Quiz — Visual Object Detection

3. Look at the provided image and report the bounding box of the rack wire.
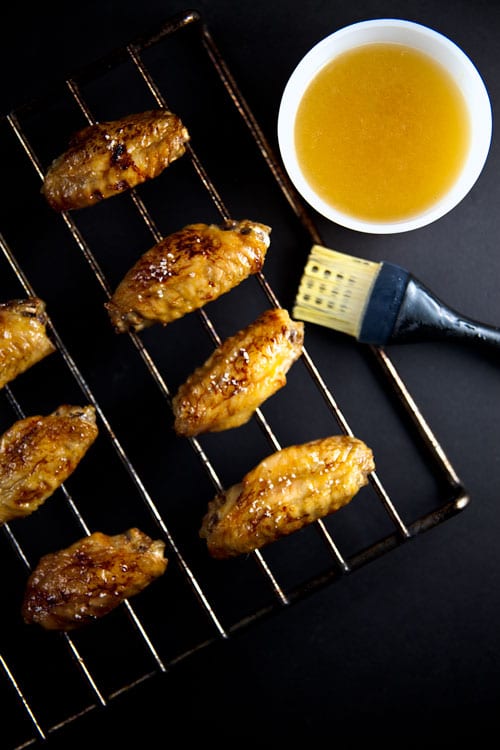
[1,9,469,748]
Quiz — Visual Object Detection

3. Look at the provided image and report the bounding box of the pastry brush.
[293,244,500,350]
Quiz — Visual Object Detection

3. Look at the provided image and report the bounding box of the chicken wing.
[200,435,375,558]
[0,297,55,390]
[41,109,190,211]
[22,528,168,630]
[0,405,98,525]
[105,219,271,333]
[172,308,304,436]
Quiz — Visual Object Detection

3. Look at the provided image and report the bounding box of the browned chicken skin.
[0,405,98,525]
[22,528,168,630]
[200,435,375,559]
[172,308,304,436]
[41,109,190,211]
[0,297,55,390]
[105,219,271,333]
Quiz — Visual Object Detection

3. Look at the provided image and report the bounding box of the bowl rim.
[277,18,493,234]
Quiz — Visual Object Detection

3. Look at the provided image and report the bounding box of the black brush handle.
[392,277,500,350]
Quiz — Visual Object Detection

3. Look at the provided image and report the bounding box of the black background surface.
[1,1,499,746]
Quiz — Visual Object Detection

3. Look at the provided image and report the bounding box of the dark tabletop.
[1,1,499,747]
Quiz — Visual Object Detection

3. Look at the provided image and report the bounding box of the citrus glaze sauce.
[294,43,471,222]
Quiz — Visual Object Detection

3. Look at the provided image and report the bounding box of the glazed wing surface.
[0,405,98,524]
[0,297,55,390]
[200,435,375,558]
[172,308,304,436]
[105,219,271,333]
[22,528,168,630]
[42,109,190,211]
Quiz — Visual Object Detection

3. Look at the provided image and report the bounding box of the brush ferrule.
[358,262,410,345]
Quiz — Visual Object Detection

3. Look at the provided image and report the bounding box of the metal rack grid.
[1,9,469,748]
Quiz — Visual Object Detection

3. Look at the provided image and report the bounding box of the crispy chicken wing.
[22,528,168,630]
[172,308,304,436]
[105,219,271,333]
[42,109,190,211]
[0,405,98,525]
[200,435,375,558]
[0,297,55,390]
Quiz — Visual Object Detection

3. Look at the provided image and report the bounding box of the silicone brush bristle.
[293,245,383,338]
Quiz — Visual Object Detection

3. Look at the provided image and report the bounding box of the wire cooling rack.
[0,9,468,748]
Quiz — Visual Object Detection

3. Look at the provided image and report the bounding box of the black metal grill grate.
[1,10,468,748]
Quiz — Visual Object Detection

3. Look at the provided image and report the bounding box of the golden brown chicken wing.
[200,435,375,558]
[22,528,168,630]
[0,405,98,525]
[0,297,55,390]
[105,219,271,333]
[41,109,190,211]
[172,308,304,436]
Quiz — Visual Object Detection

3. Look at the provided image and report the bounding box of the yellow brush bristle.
[293,245,382,338]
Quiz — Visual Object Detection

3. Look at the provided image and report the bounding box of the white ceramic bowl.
[277,19,492,234]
